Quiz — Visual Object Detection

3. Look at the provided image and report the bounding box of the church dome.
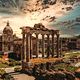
[3,21,13,34]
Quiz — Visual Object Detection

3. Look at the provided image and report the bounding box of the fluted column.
[36,34,39,58]
[26,33,30,62]
[56,34,59,58]
[42,34,45,58]
[52,32,55,57]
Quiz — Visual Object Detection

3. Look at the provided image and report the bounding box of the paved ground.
[4,67,14,73]
[1,67,35,80]
[12,73,35,80]
[1,66,21,73]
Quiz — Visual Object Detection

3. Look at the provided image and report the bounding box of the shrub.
[9,62,16,66]
[66,66,77,72]
[15,61,21,65]
[2,73,14,80]
[0,63,8,68]
[65,72,75,80]
[54,72,66,80]
[75,72,80,78]
[9,59,21,66]
[0,69,6,76]
[14,67,21,72]
[75,68,80,78]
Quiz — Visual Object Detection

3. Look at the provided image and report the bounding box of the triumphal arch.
[20,23,62,69]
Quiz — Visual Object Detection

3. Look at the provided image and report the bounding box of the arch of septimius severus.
[20,23,62,69]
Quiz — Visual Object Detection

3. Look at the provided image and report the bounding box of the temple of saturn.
[20,23,62,69]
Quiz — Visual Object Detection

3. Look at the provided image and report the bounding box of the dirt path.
[12,73,35,80]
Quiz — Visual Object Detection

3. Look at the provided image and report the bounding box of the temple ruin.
[20,23,62,69]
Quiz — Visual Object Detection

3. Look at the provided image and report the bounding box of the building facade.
[60,37,80,51]
[0,22,14,52]
[0,22,80,61]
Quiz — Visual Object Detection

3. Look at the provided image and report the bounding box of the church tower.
[2,21,13,52]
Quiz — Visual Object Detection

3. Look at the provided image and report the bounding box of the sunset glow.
[0,0,80,37]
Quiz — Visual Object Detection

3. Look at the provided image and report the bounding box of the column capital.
[56,33,59,37]
[41,33,45,35]
[35,33,39,35]
[46,34,50,37]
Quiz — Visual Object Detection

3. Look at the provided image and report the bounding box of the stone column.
[60,38,62,57]
[30,34,33,59]
[21,46,23,62]
[22,32,26,70]
[56,34,59,58]
[22,33,26,62]
[36,34,39,58]
[26,33,30,62]
[52,33,55,57]
[47,34,50,58]
[24,35,27,62]
[42,34,45,58]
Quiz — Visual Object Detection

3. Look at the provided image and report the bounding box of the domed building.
[0,22,23,60]
[2,21,14,52]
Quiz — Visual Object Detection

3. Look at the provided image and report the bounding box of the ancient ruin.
[20,23,62,69]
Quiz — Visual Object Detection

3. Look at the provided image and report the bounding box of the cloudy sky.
[0,0,80,37]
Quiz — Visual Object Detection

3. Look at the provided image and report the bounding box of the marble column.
[47,34,50,58]
[21,46,23,62]
[26,33,30,62]
[52,33,55,57]
[60,39,62,57]
[22,33,26,62]
[36,34,39,58]
[42,34,45,58]
[30,34,33,59]
[56,34,59,58]
[22,32,26,70]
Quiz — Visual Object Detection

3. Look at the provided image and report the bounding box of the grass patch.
[54,63,78,72]
[0,63,8,68]
[63,51,80,59]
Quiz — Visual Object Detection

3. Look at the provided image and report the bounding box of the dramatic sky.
[0,0,80,37]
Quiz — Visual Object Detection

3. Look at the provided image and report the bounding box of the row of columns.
[22,32,60,63]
